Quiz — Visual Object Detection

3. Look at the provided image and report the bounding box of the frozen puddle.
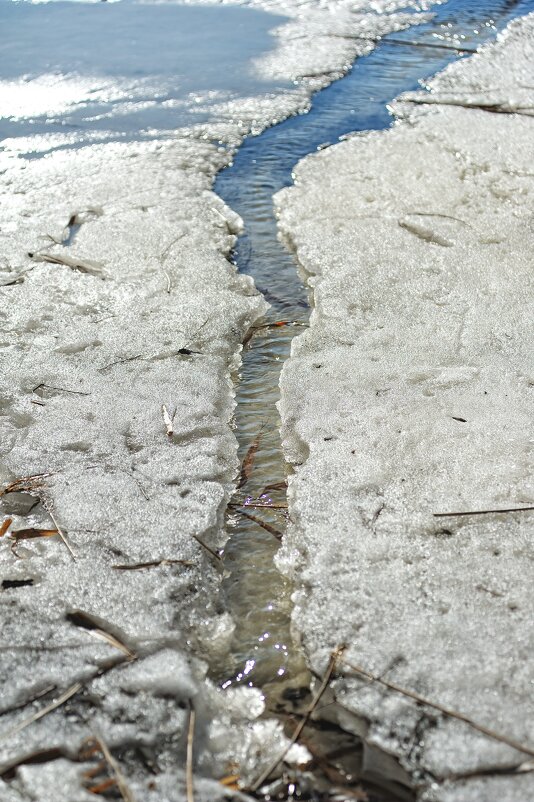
[0,0,532,799]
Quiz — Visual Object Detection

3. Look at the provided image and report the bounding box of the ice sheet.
[276,12,534,800]
[0,0,441,794]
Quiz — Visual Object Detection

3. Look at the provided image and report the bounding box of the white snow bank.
[276,13,534,801]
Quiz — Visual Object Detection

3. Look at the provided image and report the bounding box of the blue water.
[0,0,287,146]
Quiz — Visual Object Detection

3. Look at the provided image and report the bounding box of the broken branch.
[249,645,346,791]
[341,658,534,761]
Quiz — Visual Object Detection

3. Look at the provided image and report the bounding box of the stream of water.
[214,0,534,741]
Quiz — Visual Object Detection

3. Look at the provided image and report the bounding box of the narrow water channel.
[213,0,534,788]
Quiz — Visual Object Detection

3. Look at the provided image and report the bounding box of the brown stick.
[241,502,288,510]
[192,534,222,562]
[434,506,534,518]
[186,703,196,802]
[342,658,534,760]
[236,509,283,540]
[249,645,345,791]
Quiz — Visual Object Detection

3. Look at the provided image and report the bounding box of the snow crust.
[0,0,439,795]
[276,13,534,800]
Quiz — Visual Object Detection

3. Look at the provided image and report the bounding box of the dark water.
[215,0,534,696]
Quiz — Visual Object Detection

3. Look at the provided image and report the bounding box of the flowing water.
[214,0,534,721]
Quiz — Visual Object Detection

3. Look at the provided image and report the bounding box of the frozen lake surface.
[0,0,288,154]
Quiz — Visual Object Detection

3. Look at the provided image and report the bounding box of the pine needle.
[237,509,283,540]
[434,506,534,518]
[41,499,76,561]
[186,703,196,802]
[95,736,137,802]
[0,682,83,744]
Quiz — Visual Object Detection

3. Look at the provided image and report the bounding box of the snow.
[0,0,473,795]
[275,12,534,800]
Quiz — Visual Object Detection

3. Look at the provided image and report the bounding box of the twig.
[186,702,196,802]
[241,502,288,510]
[99,354,143,371]
[236,509,283,541]
[249,645,346,791]
[0,682,83,744]
[113,558,194,571]
[41,499,76,561]
[341,658,534,760]
[401,96,534,116]
[434,506,534,518]
[32,383,90,396]
[1,472,53,496]
[95,735,137,802]
[66,610,135,660]
[192,534,222,562]
[362,35,477,53]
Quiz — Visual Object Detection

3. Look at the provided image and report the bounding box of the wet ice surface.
[0,1,290,151]
[276,11,534,801]
[0,0,436,796]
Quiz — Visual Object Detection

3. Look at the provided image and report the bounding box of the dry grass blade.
[249,645,346,791]
[112,558,194,571]
[66,610,136,660]
[33,382,90,396]
[1,472,52,496]
[237,424,264,489]
[87,777,117,794]
[434,506,534,518]
[0,682,83,744]
[0,685,56,718]
[241,502,288,510]
[237,509,283,540]
[95,735,137,802]
[342,658,534,760]
[192,534,222,562]
[0,518,13,537]
[29,251,104,277]
[41,499,76,561]
[10,527,58,541]
[186,702,196,802]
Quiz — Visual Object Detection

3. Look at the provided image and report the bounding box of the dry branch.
[341,658,534,760]
[236,509,283,540]
[113,558,194,571]
[249,645,345,791]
